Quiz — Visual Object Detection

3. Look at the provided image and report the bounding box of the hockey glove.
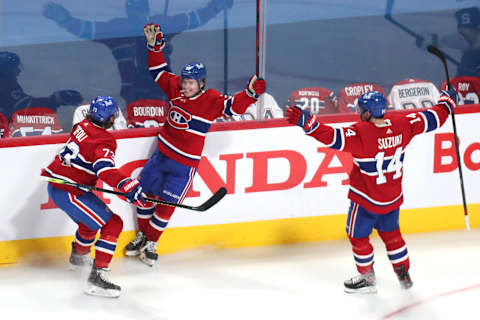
[438,87,458,114]
[286,106,319,134]
[245,75,266,99]
[143,23,165,52]
[118,178,147,208]
[43,3,72,27]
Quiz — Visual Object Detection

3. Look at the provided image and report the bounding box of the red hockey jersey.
[125,99,168,128]
[337,83,386,113]
[148,50,257,167]
[42,119,129,195]
[10,107,63,137]
[441,76,480,105]
[306,101,451,213]
[289,87,338,115]
[0,112,9,138]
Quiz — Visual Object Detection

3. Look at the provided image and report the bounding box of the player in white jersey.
[388,78,440,110]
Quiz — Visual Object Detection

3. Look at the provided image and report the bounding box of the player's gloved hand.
[439,86,458,113]
[143,23,165,52]
[207,0,234,13]
[118,178,147,207]
[286,105,319,133]
[43,3,72,27]
[50,90,83,107]
[245,75,266,99]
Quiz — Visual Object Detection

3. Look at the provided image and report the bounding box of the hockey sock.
[378,228,410,272]
[94,214,123,269]
[145,205,175,242]
[75,223,97,255]
[349,237,374,274]
[137,204,155,233]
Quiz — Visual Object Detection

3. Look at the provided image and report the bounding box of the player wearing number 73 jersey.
[41,96,148,298]
[286,89,457,294]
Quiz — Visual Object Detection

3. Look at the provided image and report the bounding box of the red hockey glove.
[144,23,165,52]
[245,75,266,99]
[118,178,147,208]
[286,106,319,134]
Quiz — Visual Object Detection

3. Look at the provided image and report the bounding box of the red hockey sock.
[75,223,97,255]
[145,205,175,242]
[94,214,123,269]
[137,205,155,233]
[378,228,410,272]
[349,237,374,274]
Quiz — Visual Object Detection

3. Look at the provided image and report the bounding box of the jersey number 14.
[374,147,403,184]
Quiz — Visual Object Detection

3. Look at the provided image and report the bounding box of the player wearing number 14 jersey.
[287,89,457,293]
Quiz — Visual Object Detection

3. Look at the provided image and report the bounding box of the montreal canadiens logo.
[168,106,192,129]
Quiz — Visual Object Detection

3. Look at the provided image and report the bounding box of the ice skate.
[85,264,121,298]
[139,240,158,267]
[69,242,93,270]
[395,265,413,290]
[125,231,146,256]
[344,270,377,294]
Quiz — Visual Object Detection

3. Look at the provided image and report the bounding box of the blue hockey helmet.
[357,91,387,118]
[89,96,119,123]
[0,51,22,77]
[181,61,207,81]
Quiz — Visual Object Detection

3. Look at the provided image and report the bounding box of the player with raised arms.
[42,96,148,298]
[124,23,266,266]
[286,89,457,293]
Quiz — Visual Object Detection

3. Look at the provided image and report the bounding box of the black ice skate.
[344,270,377,294]
[69,242,93,270]
[125,231,146,256]
[139,240,158,267]
[85,264,121,298]
[395,265,413,290]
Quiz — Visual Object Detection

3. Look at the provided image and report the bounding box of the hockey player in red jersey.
[124,23,265,266]
[286,89,457,293]
[42,96,147,298]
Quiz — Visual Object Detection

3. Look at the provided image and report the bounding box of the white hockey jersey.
[72,104,127,130]
[388,78,440,110]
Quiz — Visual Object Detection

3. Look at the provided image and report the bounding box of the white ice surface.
[1,230,479,320]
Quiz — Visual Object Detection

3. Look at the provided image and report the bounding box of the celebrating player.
[286,89,457,293]
[124,23,265,266]
[42,96,147,298]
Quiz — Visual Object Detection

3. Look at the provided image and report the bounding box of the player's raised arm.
[144,23,178,98]
[406,89,457,137]
[220,75,266,118]
[286,105,359,152]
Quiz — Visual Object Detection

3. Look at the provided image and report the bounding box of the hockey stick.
[223,6,229,94]
[385,0,459,67]
[256,0,260,76]
[42,176,227,212]
[427,45,470,231]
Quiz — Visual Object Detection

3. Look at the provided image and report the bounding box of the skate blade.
[139,253,156,267]
[344,286,378,294]
[85,285,120,298]
[125,249,140,257]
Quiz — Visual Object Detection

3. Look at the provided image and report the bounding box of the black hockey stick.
[427,45,470,231]
[385,0,459,67]
[42,176,227,212]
